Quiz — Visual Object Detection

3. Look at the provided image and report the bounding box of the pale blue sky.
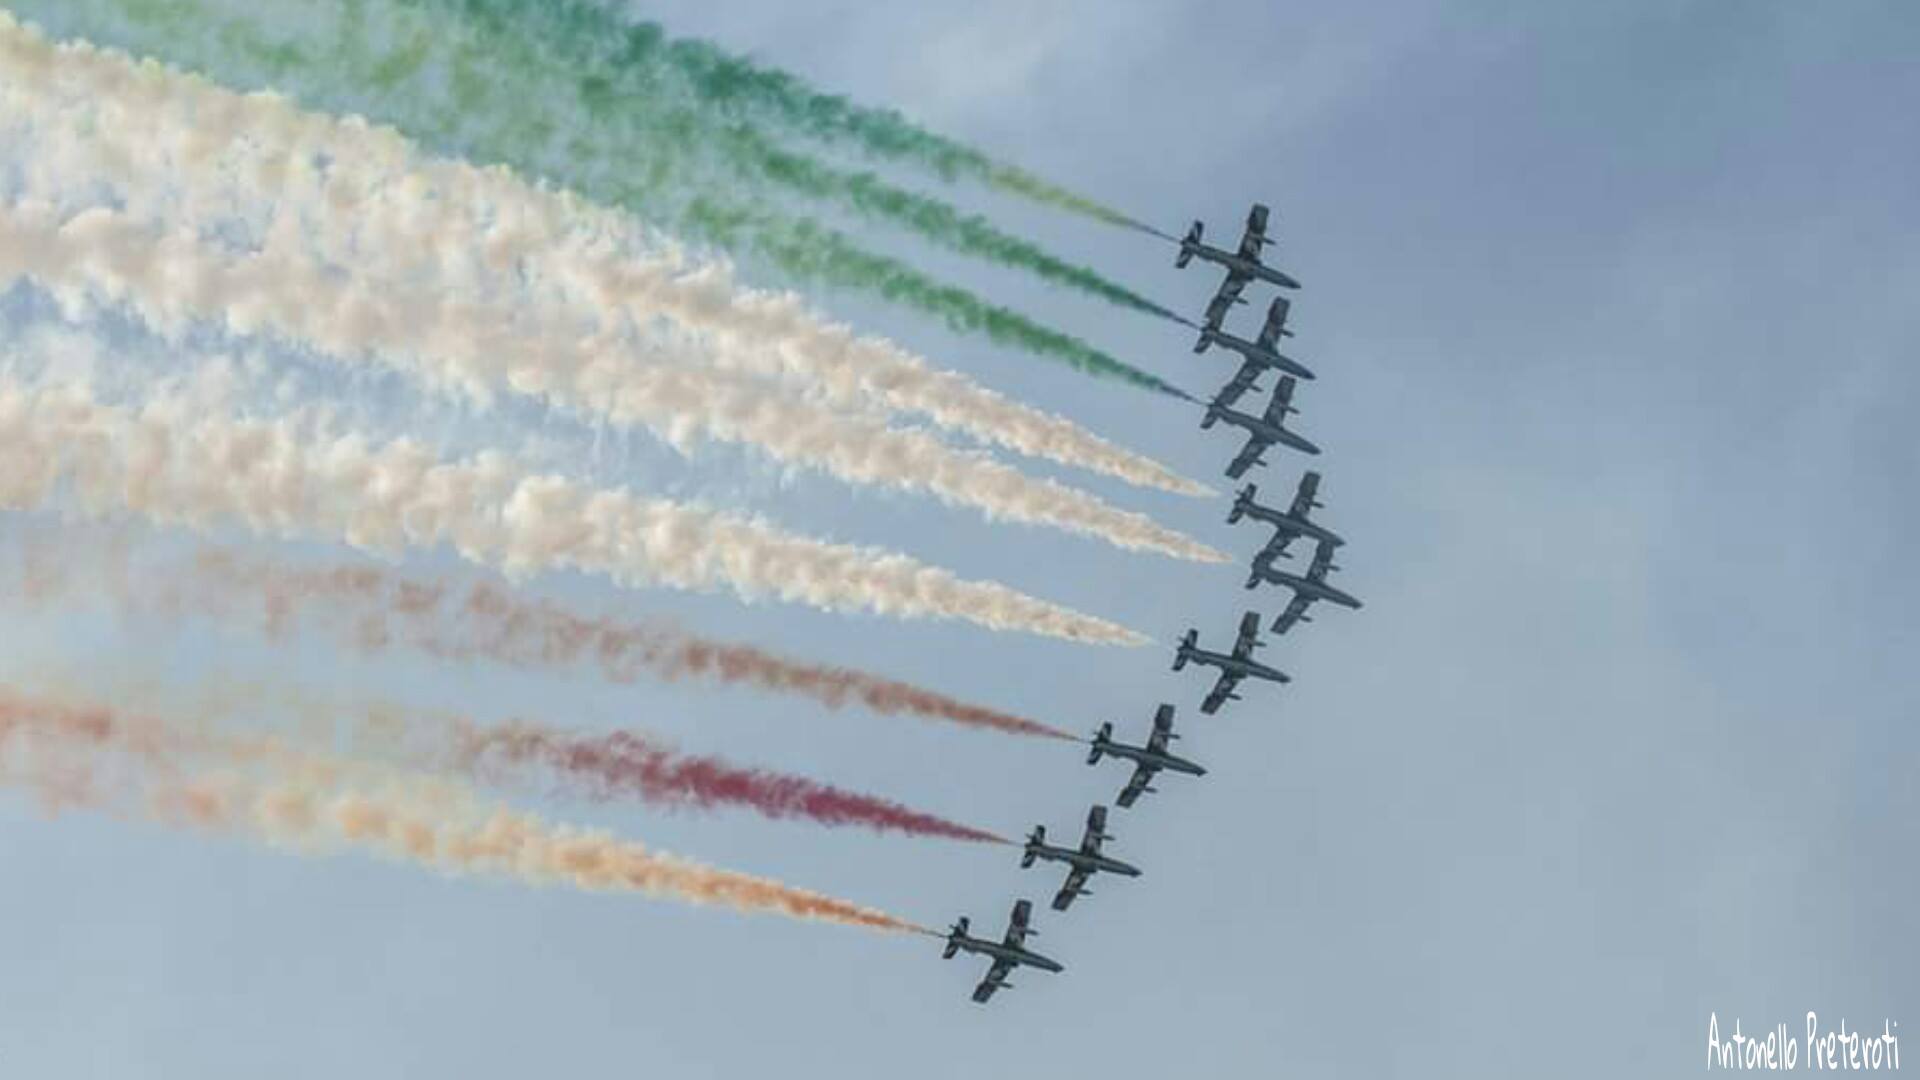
[0,3,1914,1077]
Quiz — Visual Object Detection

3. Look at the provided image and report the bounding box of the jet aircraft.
[1178,202,1303,309]
[1173,611,1290,714]
[1250,537,1364,633]
[943,899,1064,1004]
[1228,470,1346,564]
[1196,296,1314,406]
[1022,805,1141,911]
[1087,704,1207,808]
[1202,375,1321,479]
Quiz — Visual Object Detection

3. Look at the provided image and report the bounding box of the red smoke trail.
[0,686,928,933]
[458,721,1009,845]
[12,536,1069,740]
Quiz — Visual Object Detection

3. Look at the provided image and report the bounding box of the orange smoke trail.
[0,687,927,934]
[9,535,1070,741]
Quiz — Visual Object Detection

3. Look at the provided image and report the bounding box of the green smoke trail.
[702,124,1191,326]
[635,14,1155,232]
[14,0,1186,395]
[423,0,1185,324]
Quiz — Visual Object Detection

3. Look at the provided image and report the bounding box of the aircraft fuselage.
[1208,407,1322,456]
[1200,327,1315,381]
[1178,644,1289,685]
[1027,843,1142,879]
[1247,513,1346,550]
[1251,565,1363,609]
[1183,243,1303,290]
[950,935,1064,974]
[1093,739,1207,778]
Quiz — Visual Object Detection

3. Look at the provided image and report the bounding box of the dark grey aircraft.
[1250,537,1364,633]
[1229,470,1346,564]
[943,899,1064,1004]
[1022,805,1141,911]
[1178,204,1304,325]
[1202,375,1321,479]
[1197,297,1314,405]
[1174,611,1290,714]
[1087,704,1207,808]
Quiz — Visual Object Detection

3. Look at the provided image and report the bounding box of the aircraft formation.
[945,203,1365,1003]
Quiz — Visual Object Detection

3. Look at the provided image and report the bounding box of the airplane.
[1201,375,1321,479]
[1250,537,1364,634]
[1195,296,1315,403]
[1178,203,1302,321]
[1228,470,1346,564]
[1087,704,1207,808]
[1173,611,1290,714]
[1022,804,1141,911]
[942,899,1064,1004]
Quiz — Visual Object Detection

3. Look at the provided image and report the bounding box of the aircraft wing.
[1115,761,1158,808]
[1288,470,1322,519]
[1231,611,1263,657]
[1214,358,1263,408]
[1237,203,1271,260]
[1001,899,1033,948]
[1257,529,1300,567]
[1199,669,1243,715]
[971,958,1015,1003]
[1203,270,1250,328]
[1262,376,1299,427]
[1271,592,1315,636]
[1306,538,1338,582]
[1079,805,1109,855]
[1224,432,1272,480]
[1051,866,1092,912]
[1146,704,1176,752]
[1256,295,1293,347]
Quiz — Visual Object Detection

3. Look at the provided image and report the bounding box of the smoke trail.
[7,1,1183,395]
[0,15,1209,496]
[5,530,1073,740]
[453,721,1007,845]
[0,199,1219,562]
[0,673,1007,844]
[0,687,926,932]
[423,0,1181,321]
[430,0,1152,232]
[680,198,1192,393]
[710,126,1190,324]
[0,371,1148,645]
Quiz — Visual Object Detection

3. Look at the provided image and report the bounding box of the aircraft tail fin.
[1172,631,1197,670]
[1174,222,1201,268]
[943,916,969,958]
[1227,484,1256,524]
[1199,405,1221,431]
[1263,379,1299,426]
[1021,828,1043,868]
[1086,723,1111,765]
[1192,331,1212,355]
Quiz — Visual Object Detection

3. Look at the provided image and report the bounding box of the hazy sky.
[0,3,1914,1077]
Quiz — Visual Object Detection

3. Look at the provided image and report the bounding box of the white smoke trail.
[0,13,1209,499]
[0,365,1148,645]
[0,196,1220,563]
